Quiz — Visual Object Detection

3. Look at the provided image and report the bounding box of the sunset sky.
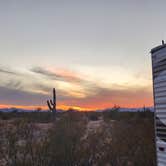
[0,0,166,110]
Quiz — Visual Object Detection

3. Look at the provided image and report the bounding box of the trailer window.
[159,147,165,152]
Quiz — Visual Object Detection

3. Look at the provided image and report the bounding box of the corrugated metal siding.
[152,45,166,166]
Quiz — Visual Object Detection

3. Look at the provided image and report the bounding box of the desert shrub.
[99,119,156,166]
[0,112,53,123]
[103,106,120,121]
[124,119,155,165]
[88,112,100,121]
[1,113,9,120]
[0,112,88,166]
[42,112,87,166]
[103,109,154,122]
[11,108,18,113]
[0,112,14,120]
[79,114,155,166]
[29,112,53,123]
[63,110,86,122]
[1,114,54,165]
[0,110,155,166]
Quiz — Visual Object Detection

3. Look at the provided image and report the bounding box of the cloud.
[29,66,153,109]
[0,84,74,106]
[5,80,22,90]
[57,85,153,109]
[0,68,18,75]
[32,83,52,93]
[0,82,153,110]
[31,67,60,79]
[30,67,83,83]
[0,86,49,105]
[30,66,103,98]
[0,66,153,110]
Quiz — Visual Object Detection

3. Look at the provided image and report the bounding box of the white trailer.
[151,41,166,166]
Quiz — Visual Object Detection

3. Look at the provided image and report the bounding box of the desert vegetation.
[0,108,156,166]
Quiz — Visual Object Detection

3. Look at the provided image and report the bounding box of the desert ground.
[0,109,156,166]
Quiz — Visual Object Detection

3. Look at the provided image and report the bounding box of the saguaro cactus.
[47,88,56,117]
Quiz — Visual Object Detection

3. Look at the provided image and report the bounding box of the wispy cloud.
[5,80,22,90]
[0,68,19,75]
[30,66,101,98]
[29,66,154,108]
[0,85,49,106]
[30,67,82,83]
[0,65,153,110]
[0,82,153,110]
[59,85,153,109]
[32,84,51,93]
[0,84,73,106]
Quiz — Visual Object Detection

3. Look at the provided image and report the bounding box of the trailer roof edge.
[151,44,166,54]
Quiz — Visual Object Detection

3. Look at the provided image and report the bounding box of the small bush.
[88,112,100,121]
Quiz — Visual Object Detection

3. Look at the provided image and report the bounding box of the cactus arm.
[50,100,54,106]
[47,100,53,111]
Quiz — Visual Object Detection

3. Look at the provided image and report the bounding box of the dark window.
[159,147,165,152]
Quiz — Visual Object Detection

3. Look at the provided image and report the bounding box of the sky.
[0,0,166,110]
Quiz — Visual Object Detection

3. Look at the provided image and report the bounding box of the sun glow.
[0,104,94,111]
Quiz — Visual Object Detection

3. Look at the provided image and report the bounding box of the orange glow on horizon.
[0,104,95,111]
[0,100,153,112]
[0,104,47,110]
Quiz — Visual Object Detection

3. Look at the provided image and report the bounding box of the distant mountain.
[119,107,154,112]
[96,107,154,112]
[0,107,154,113]
[0,108,63,113]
